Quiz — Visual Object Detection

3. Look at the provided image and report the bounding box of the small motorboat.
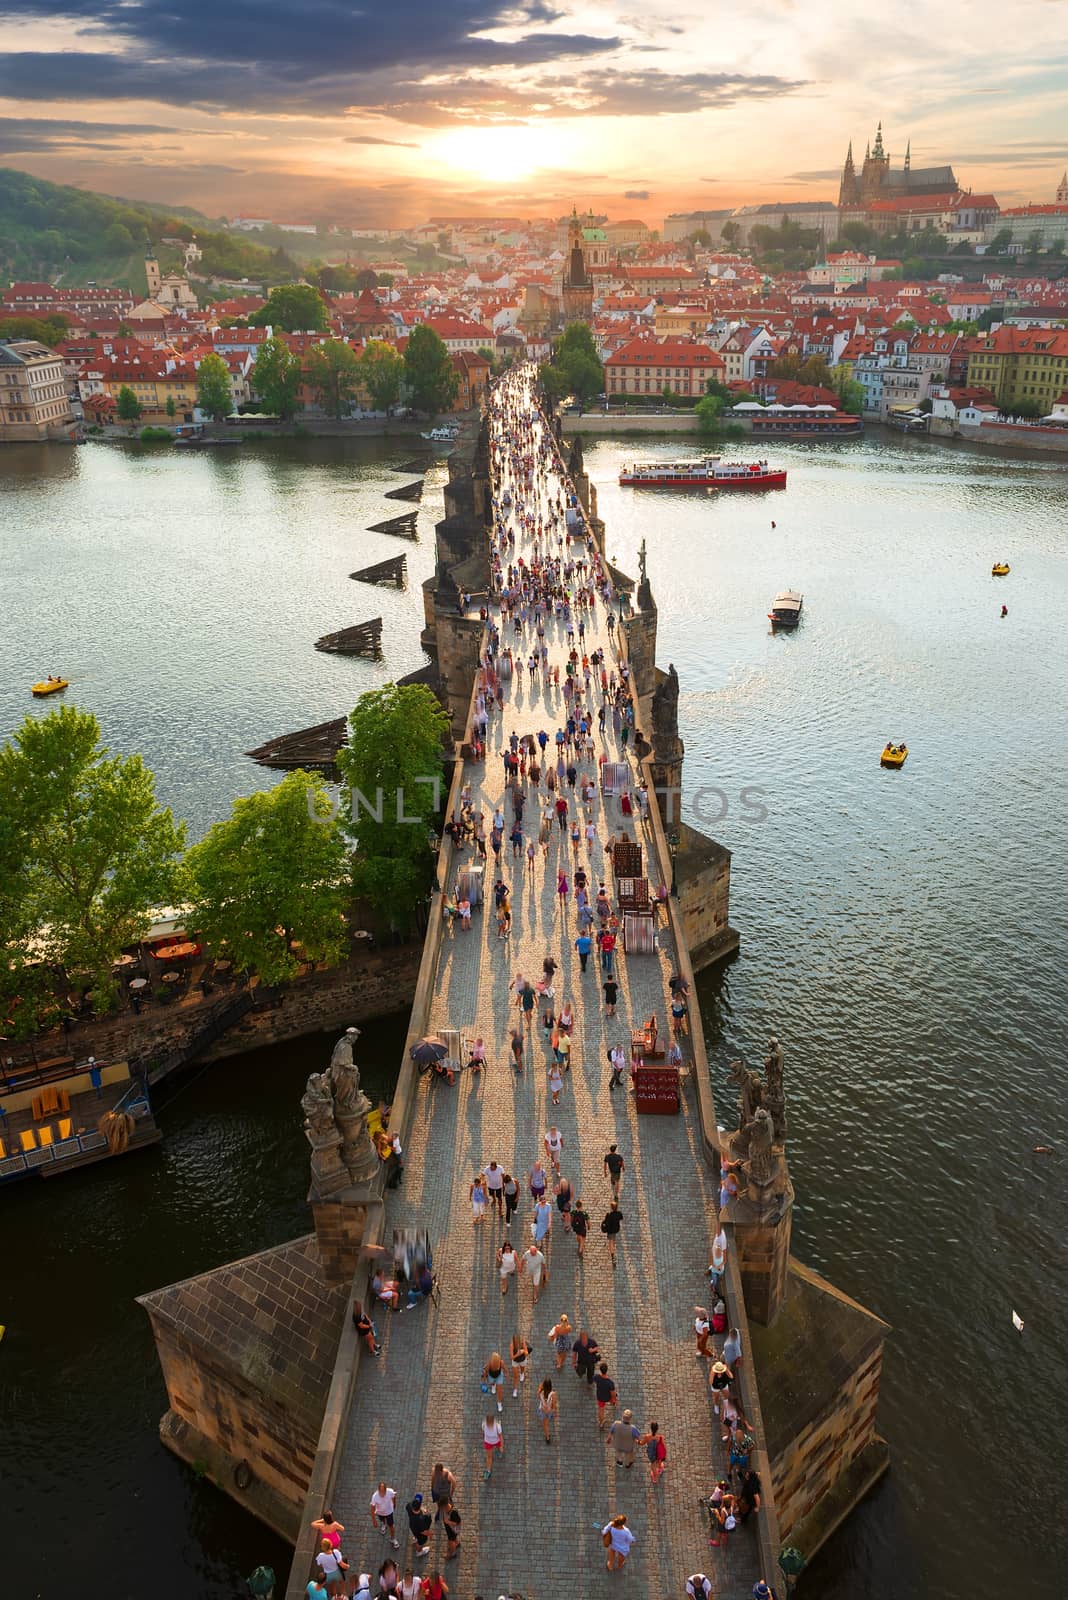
[881,742,908,768]
[991,562,1010,577]
[31,677,69,696]
[769,590,803,629]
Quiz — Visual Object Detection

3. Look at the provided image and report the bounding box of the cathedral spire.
[904,139,911,172]
[872,121,885,159]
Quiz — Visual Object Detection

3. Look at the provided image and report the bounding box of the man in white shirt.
[483,1160,505,1214]
[686,1577,712,1600]
[369,1483,400,1548]
[521,1243,547,1304]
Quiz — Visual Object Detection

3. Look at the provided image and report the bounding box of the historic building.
[838,124,957,209]
[560,209,595,324]
[142,246,198,312]
[0,339,75,441]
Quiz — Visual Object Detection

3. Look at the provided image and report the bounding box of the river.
[1,431,1066,1598]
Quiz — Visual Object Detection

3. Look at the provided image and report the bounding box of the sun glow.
[430,123,563,183]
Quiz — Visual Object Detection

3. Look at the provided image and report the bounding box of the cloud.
[786,168,841,181]
[0,114,174,154]
[345,135,418,147]
[624,189,650,199]
[943,147,1068,165]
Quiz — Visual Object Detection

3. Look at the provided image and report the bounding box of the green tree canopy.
[249,283,329,332]
[0,313,69,346]
[336,683,449,929]
[541,321,604,404]
[0,706,185,980]
[404,323,459,415]
[195,351,233,420]
[252,334,302,419]
[355,268,379,290]
[116,385,142,426]
[357,338,404,412]
[306,338,359,418]
[184,771,350,986]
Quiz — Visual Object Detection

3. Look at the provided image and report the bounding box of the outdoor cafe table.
[160,971,182,984]
[129,978,149,992]
[153,941,200,962]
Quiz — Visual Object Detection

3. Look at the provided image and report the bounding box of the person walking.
[603,1144,625,1200]
[469,1173,487,1225]
[537,1376,559,1444]
[404,1495,432,1558]
[533,1194,552,1249]
[441,1501,462,1561]
[685,1576,713,1600]
[429,1464,455,1523]
[694,1306,711,1358]
[423,1574,448,1600]
[570,1197,589,1258]
[603,978,619,1019]
[600,1200,623,1267]
[640,1421,668,1483]
[548,1060,564,1105]
[547,1312,573,1370]
[544,1125,564,1172]
[497,1238,518,1296]
[574,929,592,972]
[607,1043,625,1088]
[502,1171,519,1226]
[509,1332,530,1397]
[723,1325,743,1374]
[483,1160,505,1215]
[480,1412,503,1479]
[593,1362,618,1428]
[482,1350,506,1412]
[370,1484,400,1549]
[530,1158,548,1201]
[521,1241,548,1304]
[709,1222,728,1293]
[315,1539,347,1595]
[510,1028,524,1073]
[377,1557,399,1596]
[608,1408,639,1469]
[602,1514,636,1572]
[554,1173,573,1231]
[709,1360,733,1419]
[572,1327,600,1384]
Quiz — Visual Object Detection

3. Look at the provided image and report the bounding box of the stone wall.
[677,821,740,970]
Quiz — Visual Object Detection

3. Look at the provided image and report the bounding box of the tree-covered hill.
[0,167,295,289]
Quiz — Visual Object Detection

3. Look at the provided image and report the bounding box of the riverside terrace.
[286,373,782,1599]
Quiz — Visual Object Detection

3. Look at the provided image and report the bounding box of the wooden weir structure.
[314,618,383,657]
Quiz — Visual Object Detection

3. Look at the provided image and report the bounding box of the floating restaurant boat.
[619,456,787,489]
[31,677,68,696]
[769,590,803,630]
[881,743,908,768]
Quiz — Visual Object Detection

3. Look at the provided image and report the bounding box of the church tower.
[144,244,161,299]
[560,207,594,325]
[861,122,890,199]
[1058,171,1068,204]
[838,141,859,208]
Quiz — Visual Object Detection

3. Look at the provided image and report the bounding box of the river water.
[2,432,1066,1598]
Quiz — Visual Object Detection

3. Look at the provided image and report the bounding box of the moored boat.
[769,591,803,629]
[619,456,786,489]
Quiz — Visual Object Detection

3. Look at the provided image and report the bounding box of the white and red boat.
[618,456,787,490]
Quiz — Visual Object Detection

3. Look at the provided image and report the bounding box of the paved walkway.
[334,383,757,1597]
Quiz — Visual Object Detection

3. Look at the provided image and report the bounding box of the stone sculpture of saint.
[301,1072,337,1142]
[763,1036,787,1143]
[328,1026,363,1116]
[743,1107,775,1184]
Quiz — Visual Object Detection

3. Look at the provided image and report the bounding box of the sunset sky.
[0,0,1065,225]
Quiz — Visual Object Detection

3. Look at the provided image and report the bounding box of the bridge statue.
[328,1026,363,1114]
[301,1072,337,1143]
[729,1039,787,1148]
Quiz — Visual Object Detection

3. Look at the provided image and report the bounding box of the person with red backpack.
[640,1421,668,1482]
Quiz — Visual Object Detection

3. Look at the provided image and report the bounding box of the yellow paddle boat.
[991,562,1010,577]
[31,676,69,697]
[881,742,908,768]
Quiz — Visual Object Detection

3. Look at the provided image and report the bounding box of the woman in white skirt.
[497,1239,517,1297]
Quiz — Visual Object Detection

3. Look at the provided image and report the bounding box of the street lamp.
[669,829,679,898]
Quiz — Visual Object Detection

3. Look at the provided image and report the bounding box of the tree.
[355,268,379,290]
[185,771,350,986]
[0,706,185,980]
[248,283,329,332]
[798,354,832,387]
[196,352,233,421]
[989,228,1013,255]
[252,335,302,419]
[404,323,459,415]
[336,683,449,929]
[705,376,732,401]
[542,321,604,405]
[165,396,177,418]
[305,338,360,419]
[831,375,865,414]
[357,339,404,412]
[768,355,802,379]
[695,393,724,434]
[116,385,142,427]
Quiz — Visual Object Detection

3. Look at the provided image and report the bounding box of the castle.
[838,123,957,209]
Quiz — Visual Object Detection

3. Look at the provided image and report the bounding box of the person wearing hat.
[752,1582,777,1599]
[709,1359,733,1419]
[404,1493,432,1557]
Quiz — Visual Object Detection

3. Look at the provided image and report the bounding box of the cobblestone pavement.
[334,387,757,1598]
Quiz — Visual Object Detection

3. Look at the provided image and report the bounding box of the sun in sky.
[430,123,564,184]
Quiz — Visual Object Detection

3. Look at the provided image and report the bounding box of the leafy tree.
[720,220,741,247]
[185,771,349,985]
[830,374,865,414]
[248,283,329,332]
[116,385,142,427]
[355,268,379,290]
[688,228,712,248]
[357,338,404,412]
[542,321,604,404]
[695,393,724,434]
[989,228,1013,255]
[768,354,801,379]
[404,323,459,415]
[196,351,233,420]
[0,313,69,345]
[336,683,449,929]
[252,335,302,419]
[306,338,360,418]
[705,376,732,401]
[0,707,185,980]
[798,354,832,387]
[165,396,177,418]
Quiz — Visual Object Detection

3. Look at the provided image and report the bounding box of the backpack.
[655,1436,667,1461]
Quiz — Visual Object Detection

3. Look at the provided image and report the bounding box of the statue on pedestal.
[329,1026,363,1115]
[763,1036,787,1144]
[728,1058,764,1127]
[302,1073,337,1142]
[741,1106,775,1185]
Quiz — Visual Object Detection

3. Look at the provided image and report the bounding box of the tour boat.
[881,743,908,768]
[991,562,1010,577]
[618,457,786,489]
[422,426,459,442]
[768,591,803,630]
[31,677,69,696]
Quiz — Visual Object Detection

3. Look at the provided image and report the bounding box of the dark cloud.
[345,135,418,147]
[624,189,650,199]
[0,114,174,155]
[786,168,841,181]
